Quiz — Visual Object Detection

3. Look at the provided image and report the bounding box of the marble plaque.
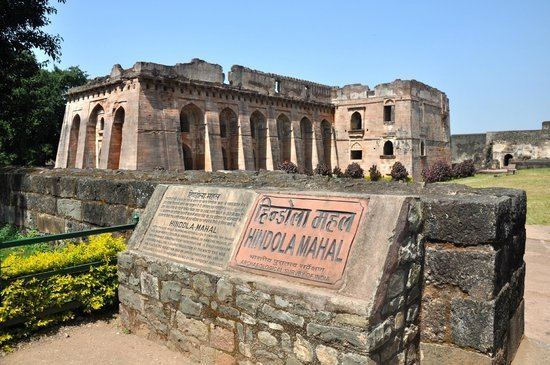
[230,193,368,288]
[136,186,256,269]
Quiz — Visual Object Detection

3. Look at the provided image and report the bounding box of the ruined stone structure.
[0,168,527,364]
[54,59,451,180]
[451,121,550,168]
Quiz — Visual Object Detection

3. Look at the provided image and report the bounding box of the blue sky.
[39,0,550,134]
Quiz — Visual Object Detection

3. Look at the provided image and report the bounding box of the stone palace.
[54,58,451,180]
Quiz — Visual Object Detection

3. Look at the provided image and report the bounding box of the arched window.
[67,114,80,168]
[350,143,363,160]
[108,107,125,169]
[383,141,394,156]
[350,112,362,130]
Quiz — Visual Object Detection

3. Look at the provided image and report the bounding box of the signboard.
[136,186,255,269]
[230,193,367,288]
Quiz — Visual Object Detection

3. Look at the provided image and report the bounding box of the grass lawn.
[449,168,550,225]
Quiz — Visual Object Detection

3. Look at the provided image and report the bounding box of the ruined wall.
[487,125,550,166]
[451,122,550,168]
[228,65,333,103]
[450,133,487,165]
[0,168,526,363]
[332,80,450,181]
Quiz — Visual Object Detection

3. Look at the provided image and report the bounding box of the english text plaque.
[230,193,367,288]
[136,186,256,270]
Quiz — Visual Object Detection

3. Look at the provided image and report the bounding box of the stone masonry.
[0,168,526,364]
[54,58,451,181]
[451,121,550,168]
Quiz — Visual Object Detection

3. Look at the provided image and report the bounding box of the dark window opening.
[220,121,227,138]
[350,112,362,130]
[350,150,363,160]
[384,105,394,122]
[420,141,426,156]
[383,141,394,156]
[180,114,190,133]
[275,80,281,93]
[504,154,514,166]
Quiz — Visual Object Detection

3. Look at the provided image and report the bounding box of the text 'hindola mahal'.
[232,194,367,287]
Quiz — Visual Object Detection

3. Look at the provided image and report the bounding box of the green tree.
[0,0,88,166]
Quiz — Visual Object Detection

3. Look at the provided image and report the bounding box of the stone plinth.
[118,185,424,364]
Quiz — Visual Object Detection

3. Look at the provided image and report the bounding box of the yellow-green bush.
[0,234,126,346]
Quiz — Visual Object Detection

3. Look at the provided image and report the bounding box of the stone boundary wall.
[0,168,526,364]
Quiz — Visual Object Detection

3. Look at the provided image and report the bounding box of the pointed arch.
[84,104,105,168]
[250,110,267,170]
[219,107,239,170]
[383,140,394,156]
[108,107,125,169]
[276,113,292,164]
[67,114,80,168]
[180,103,205,170]
[321,119,332,169]
[350,112,362,130]
[300,117,313,172]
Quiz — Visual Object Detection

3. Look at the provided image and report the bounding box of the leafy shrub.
[368,165,382,181]
[452,159,476,178]
[0,234,126,346]
[332,166,344,178]
[0,225,43,260]
[278,160,298,174]
[345,163,364,179]
[390,162,409,181]
[422,160,453,183]
[314,163,332,176]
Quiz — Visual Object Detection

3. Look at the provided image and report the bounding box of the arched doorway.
[250,111,267,170]
[108,107,125,169]
[277,114,291,165]
[219,108,238,170]
[504,154,514,167]
[182,143,193,170]
[84,104,104,168]
[67,114,80,168]
[321,120,332,169]
[300,117,313,172]
[180,104,205,170]
[383,140,394,156]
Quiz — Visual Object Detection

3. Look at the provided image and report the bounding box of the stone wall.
[450,133,487,165]
[451,122,550,168]
[0,168,526,364]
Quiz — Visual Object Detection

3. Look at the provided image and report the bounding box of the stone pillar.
[237,107,254,170]
[311,122,320,169]
[98,114,113,170]
[54,104,71,168]
[265,115,277,170]
[75,111,90,169]
[420,192,527,364]
[204,105,224,172]
[290,118,301,169]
